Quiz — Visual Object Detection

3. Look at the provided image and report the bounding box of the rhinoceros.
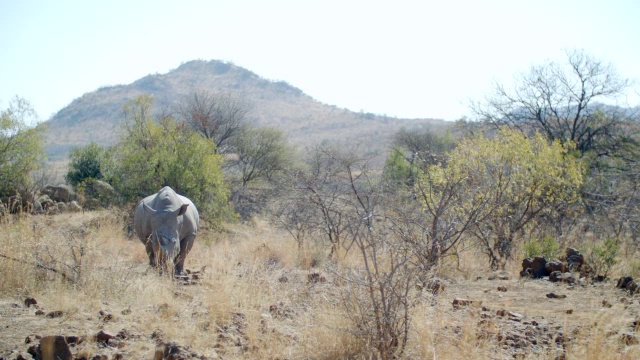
[134,186,199,274]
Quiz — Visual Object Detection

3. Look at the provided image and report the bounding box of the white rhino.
[134,186,199,274]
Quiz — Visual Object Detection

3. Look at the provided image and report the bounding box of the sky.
[1,0,640,122]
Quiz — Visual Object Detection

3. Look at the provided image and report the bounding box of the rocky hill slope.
[44,60,448,160]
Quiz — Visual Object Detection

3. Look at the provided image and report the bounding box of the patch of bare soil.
[427,275,640,359]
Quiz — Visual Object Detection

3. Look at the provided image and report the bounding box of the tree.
[108,95,232,220]
[455,129,584,269]
[65,142,106,186]
[0,97,45,198]
[383,128,455,187]
[473,49,636,156]
[175,90,252,154]
[230,127,292,187]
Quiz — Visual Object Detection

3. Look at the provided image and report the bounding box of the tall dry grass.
[1,210,640,359]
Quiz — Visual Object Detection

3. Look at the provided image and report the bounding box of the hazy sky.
[2,0,639,121]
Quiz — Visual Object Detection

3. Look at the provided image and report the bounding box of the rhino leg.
[174,234,196,275]
[143,237,156,267]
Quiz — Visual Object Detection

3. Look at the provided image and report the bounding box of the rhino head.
[143,203,189,271]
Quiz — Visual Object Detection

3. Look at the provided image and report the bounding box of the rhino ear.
[143,203,157,214]
[176,204,189,216]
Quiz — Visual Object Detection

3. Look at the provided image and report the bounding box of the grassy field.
[1,210,639,359]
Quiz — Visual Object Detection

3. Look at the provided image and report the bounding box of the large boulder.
[44,185,73,203]
[68,201,82,212]
[520,257,549,279]
[565,248,585,271]
[545,260,566,274]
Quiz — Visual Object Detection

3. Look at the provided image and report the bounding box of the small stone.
[452,298,482,309]
[546,293,567,299]
[277,275,289,283]
[497,286,507,292]
[566,309,573,314]
[95,330,115,344]
[307,273,326,283]
[46,310,64,318]
[24,297,38,307]
[602,300,613,308]
[99,309,113,322]
[35,310,45,316]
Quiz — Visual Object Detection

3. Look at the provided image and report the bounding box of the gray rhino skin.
[134,186,199,274]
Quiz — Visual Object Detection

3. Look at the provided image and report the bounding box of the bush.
[65,142,106,186]
[523,235,560,260]
[589,238,619,278]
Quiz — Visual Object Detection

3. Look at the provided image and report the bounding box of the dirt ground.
[1,275,639,359]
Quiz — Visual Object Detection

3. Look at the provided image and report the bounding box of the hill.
[44,60,449,160]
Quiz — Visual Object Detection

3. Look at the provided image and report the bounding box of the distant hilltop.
[44,60,447,160]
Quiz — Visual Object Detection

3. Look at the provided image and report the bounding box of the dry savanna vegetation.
[1,210,640,360]
[2,50,640,359]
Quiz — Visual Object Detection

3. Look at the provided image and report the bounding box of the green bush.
[589,238,619,278]
[523,235,560,259]
[106,95,233,222]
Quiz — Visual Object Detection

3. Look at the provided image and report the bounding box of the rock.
[68,201,82,212]
[44,185,73,203]
[154,342,197,360]
[546,260,566,273]
[508,312,523,322]
[46,310,64,318]
[566,309,574,314]
[453,298,482,309]
[35,310,45,316]
[24,297,37,307]
[617,276,634,289]
[64,336,83,345]
[496,309,507,317]
[98,309,113,322]
[56,202,68,212]
[121,308,132,315]
[546,293,567,299]
[95,330,115,344]
[549,271,576,284]
[37,195,55,211]
[488,270,511,280]
[497,286,507,292]
[565,248,585,271]
[520,257,548,278]
[38,335,73,360]
[307,273,326,283]
[602,300,613,308]
[277,275,289,283]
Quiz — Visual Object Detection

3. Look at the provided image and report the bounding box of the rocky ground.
[1,271,639,359]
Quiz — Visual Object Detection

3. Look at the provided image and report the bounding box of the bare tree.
[175,90,252,154]
[473,49,636,155]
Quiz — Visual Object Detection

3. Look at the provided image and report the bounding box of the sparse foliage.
[230,127,292,187]
[0,97,45,198]
[473,49,636,156]
[175,90,252,154]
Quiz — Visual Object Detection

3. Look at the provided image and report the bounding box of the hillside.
[44,60,448,160]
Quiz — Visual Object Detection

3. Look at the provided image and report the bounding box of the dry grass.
[1,210,640,359]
